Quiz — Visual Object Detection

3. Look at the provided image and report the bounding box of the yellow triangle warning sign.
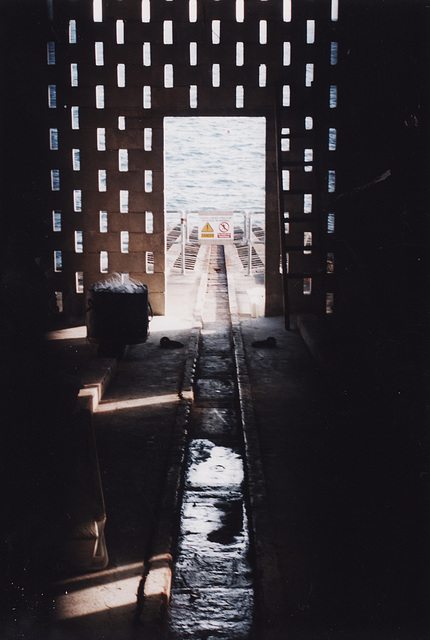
[201,222,214,233]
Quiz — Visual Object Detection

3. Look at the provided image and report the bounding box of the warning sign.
[218,221,231,238]
[201,222,214,238]
[198,213,234,243]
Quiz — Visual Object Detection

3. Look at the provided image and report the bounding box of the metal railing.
[166,210,265,275]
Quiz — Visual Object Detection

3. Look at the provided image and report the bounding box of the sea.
[163,116,266,227]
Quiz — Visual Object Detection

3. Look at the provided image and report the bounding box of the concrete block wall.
[46,0,339,318]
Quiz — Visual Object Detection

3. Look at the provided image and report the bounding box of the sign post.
[181,214,186,274]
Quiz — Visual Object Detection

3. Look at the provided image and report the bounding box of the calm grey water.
[164,117,266,213]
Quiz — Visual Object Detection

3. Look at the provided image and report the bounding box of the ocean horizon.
[164,116,266,217]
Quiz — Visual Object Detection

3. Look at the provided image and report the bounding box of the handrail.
[274,87,291,331]
[167,209,266,277]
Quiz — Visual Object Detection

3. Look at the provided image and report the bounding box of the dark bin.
[86,286,150,346]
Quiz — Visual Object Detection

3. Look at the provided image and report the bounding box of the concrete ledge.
[45,325,118,413]
[61,406,109,572]
[77,357,118,413]
[44,331,116,573]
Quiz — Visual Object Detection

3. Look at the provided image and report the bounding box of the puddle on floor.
[168,439,254,639]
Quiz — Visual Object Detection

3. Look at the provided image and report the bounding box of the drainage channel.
[167,244,255,640]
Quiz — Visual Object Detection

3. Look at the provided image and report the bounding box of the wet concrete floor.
[6,242,429,640]
[168,245,254,639]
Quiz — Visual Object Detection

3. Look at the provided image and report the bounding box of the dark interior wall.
[0,0,68,629]
[335,0,429,336]
[325,1,430,631]
[1,0,53,341]
[333,0,429,410]
[331,0,429,426]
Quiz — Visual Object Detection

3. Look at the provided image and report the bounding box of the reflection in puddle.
[207,499,243,545]
[187,440,244,489]
[168,440,254,639]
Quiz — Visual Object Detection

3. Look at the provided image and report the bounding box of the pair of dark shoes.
[160,336,184,349]
[251,336,277,348]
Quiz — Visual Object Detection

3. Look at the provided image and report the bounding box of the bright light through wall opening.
[163,117,266,213]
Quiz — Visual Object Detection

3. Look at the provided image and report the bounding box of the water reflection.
[187,440,244,489]
[168,440,254,639]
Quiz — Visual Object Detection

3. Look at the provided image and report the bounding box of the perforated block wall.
[46,0,339,317]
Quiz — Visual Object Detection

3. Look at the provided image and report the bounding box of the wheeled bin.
[86,276,151,355]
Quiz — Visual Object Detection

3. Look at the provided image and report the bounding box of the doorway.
[163,116,266,316]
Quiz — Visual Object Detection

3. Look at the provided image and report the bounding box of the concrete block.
[60,408,109,571]
[107,251,143,272]
[77,357,117,413]
[108,212,146,233]
[63,519,100,570]
[147,291,165,316]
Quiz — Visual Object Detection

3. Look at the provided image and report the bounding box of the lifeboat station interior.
[1,1,429,639]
